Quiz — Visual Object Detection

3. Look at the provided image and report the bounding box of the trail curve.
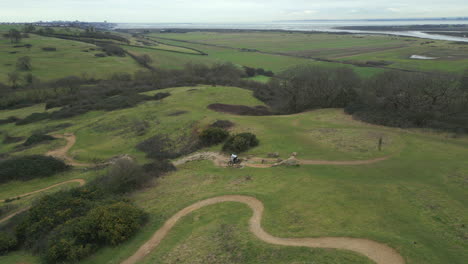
[0,179,86,224]
[46,133,93,167]
[121,195,404,264]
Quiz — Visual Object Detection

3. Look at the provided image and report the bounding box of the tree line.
[0,60,466,132]
[254,65,468,132]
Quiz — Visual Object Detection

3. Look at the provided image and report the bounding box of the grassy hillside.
[0,85,466,263]
[0,33,141,82]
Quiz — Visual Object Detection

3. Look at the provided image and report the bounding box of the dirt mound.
[174,152,390,168]
[173,152,228,167]
[208,103,272,116]
[121,195,404,264]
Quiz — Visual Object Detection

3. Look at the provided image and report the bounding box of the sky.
[1,0,468,23]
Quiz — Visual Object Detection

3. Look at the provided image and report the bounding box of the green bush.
[222,133,259,153]
[199,127,229,146]
[16,112,50,125]
[15,187,104,249]
[43,202,146,263]
[0,232,17,254]
[93,159,147,194]
[0,155,69,184]
[86,202,147,245]
[23,134,55,146]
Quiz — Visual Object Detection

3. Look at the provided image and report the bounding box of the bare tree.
[16,56,32,71]
[7,29,22,43]
[8,72,20,88]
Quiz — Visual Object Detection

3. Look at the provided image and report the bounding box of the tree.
[7,72,20,88]
[265,65,360,113]
[7,29,21,43]
[16,56,32,71]
[23,73,39,85]
[244,66,256,77]
[136,54,153,67]
[44,27,55,35]
[23,24,36,33]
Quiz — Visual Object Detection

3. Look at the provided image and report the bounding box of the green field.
[1,27,467,86]
[149,31,468,74]
[0,33,141,82]
[0,85,466,264]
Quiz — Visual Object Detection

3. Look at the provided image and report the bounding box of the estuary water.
[116,20,468,42]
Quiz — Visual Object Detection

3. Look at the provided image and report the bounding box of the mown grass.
[0,85,465,263]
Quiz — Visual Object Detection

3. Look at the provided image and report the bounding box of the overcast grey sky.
[2,0,468,23]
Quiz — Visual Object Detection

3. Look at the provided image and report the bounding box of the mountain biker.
[230,154,238,164]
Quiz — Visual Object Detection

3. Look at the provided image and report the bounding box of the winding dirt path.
[121,195,404,264]
[0,179,86,224]
[174,151,390,168]
[46,133,93,167]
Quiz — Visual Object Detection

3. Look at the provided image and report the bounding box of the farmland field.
[148,31,468,74]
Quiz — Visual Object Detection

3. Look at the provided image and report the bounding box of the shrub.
[0,232,17,254]
[23,133,55,146]
[15,112,49,125]
[153,92,171,100]
[43,202,146,263]
[244,66,256,77]
[0,116,19,125]
[137,132,200,160]
[86,202,146,245]
[94,53,107,57]
[222,133,259,153]
[102,44,126,57]
[15,186,105,249]
[142,159,176,174]
[210,120,234,129]
[42,47,57,51]
[2,134,24,144]
[199,127,229,146]
[94,159,147,194]
[16,56,32,71]
[0,155,69,184]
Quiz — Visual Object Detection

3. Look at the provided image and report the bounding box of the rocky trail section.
[173,151,390,168]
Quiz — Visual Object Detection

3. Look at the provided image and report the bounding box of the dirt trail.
[46,133,93,167]
[174,152,390,168]
[121,195,404,264]
[0,179,86,224]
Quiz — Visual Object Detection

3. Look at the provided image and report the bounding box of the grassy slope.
[0,86,466,263]
[0,33,141,82]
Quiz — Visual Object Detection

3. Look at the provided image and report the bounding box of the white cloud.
[0,0,467,22]
[387,8,401,13]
